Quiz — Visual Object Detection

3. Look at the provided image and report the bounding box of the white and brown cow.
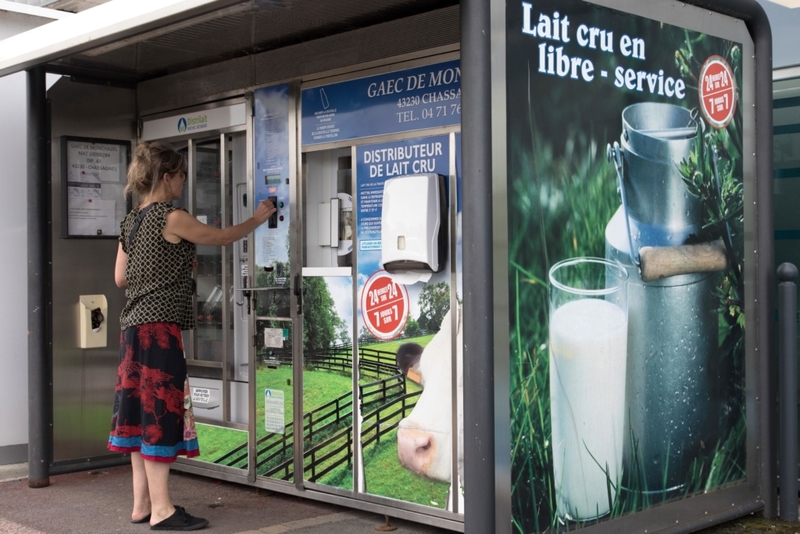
[396,307,464,487]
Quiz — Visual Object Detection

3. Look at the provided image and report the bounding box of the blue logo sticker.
[177,117,187,133]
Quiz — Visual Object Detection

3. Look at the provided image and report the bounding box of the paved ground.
[3,463,800,534]
[0,463,449,534]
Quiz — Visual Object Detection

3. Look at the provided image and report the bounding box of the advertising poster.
[355,135,463,509]
[254,84,291,281]
[252,84,294,481]
[506,1,745,531]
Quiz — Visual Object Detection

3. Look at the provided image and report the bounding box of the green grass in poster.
[194,425,247,465]
[363,431,451,508]
[194,366,353,466]
[193,333,437,503]
[323,428,450,509]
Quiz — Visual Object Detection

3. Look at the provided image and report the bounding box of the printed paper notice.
[264,328,284,348]
[264,389,285,434]
[65,139,129,237]
[191,388,211,405]
[67,198,117,236]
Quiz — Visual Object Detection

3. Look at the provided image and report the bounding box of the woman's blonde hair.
[124,141,186,198]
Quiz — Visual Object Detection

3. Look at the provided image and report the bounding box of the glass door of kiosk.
[148,130,253,474]
[292,148,355,490]
[141,96,274,480]
[297,132,462,515]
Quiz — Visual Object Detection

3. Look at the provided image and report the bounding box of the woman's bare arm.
[164,199,276,246]
[114,242,128,288]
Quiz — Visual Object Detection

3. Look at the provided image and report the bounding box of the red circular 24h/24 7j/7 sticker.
[698,55,737,129]
[361,270,409,341]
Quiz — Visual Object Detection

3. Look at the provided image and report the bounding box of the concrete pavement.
[0,463,449,534]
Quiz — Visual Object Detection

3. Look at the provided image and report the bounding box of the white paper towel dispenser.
[381,173,447,277]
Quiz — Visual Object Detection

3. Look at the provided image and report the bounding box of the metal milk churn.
[606,102,726,495]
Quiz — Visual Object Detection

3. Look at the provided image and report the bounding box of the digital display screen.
[265,174,282,185]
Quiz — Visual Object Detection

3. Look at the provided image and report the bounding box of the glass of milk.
[548,257,628,522]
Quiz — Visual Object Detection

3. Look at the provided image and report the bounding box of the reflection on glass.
[194,141,224,362]
[255,318,294,480]
[172,146,188,211]
[182,138,249,472]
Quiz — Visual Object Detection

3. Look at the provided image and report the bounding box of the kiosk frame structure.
[0,0,774,533]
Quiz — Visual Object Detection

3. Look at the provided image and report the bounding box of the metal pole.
[778,262,798,521]
[462,0,495,532]
[27,66,50,489]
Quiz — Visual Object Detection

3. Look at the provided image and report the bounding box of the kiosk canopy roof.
[0,0,456,82]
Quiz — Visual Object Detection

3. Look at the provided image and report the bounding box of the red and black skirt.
[108,322,199,462]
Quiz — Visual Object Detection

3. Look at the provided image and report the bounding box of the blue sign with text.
[302,60,461,146]
[355,136,450,247]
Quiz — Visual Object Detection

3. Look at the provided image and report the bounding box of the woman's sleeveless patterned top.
[119,202,196,330]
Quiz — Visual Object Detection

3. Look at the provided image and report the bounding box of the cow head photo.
[396,306,464,485]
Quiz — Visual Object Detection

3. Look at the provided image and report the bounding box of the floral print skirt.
[108,322,199,462]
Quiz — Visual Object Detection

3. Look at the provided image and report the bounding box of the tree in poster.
[337,323,350,345]
[403,316,421,337]
[302,276,345,352]
[418,282,450,332]
[358,325,373,343]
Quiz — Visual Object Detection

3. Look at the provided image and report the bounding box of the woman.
[108,141,276,531]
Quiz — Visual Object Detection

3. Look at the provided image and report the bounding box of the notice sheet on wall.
[63,137,130,238]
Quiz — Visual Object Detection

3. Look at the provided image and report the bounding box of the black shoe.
[150,506,208,531]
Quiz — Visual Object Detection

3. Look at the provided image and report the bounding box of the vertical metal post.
[27,66,50,489]
[462,0,495,532]
[748,3,777,518]
[448,134,459,514]
[778,262,798,521]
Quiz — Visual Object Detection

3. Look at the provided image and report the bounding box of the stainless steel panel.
[0,444,27,465]
[488,0,511,530]
[227,131,250,383]
[253,5,460,86]
[48,79,135,462]
[138,55,254,118]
